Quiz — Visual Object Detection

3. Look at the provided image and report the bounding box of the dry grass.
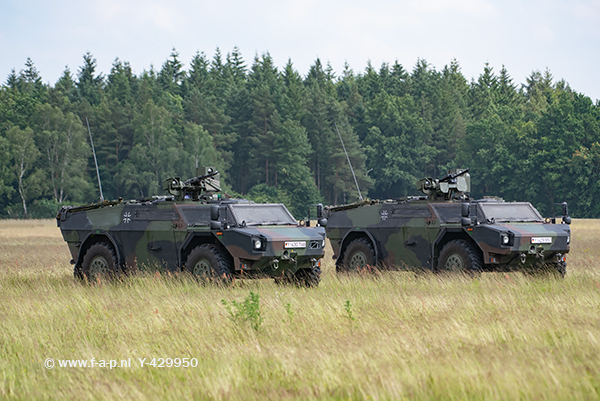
[0,219,599,400]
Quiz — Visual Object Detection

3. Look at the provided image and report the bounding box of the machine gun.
[439,168,470,184]
[417,168,471,201]
[163,167,221,202]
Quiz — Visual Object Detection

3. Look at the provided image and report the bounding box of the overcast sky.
[1,0,599,101]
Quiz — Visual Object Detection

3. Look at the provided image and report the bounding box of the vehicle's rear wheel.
[81,242,119,282]
[185,244,233,284]
[437,239,482,275]
[340,238,376,272]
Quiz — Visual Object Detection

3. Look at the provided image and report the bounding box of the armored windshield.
[229,204,297,226]
[479,203,543,223]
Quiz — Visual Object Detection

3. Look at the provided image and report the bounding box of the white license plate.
[285,241,306,248]
[531,237,552,244]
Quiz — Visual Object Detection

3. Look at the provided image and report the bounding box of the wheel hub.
[350,251,368,269]
[89,255,109,279]
[445,254,465,271]
[193,259,212,277]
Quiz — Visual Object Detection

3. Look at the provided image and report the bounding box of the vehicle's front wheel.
[293,265,321,287]
[552,261,567,278]
[437,239,482,275]
[524,260,566,278]
[340,238,376,272]
[81,242,119,282]
[185,244,233,283]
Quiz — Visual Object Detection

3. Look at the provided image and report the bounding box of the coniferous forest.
[1,48,600,219]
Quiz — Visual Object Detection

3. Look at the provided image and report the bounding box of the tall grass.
[0,219,599,400]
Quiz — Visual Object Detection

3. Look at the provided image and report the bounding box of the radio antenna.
[335,123,363,201]
[86,117,104,201]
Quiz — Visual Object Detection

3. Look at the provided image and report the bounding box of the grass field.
[1,219,599,400]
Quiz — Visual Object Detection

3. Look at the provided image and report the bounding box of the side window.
[430,204,461,223]
[391,204,432,218]
[135,207,177,221]
[179,208,211,225]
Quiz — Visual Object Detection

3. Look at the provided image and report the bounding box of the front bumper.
[236,254,322,277]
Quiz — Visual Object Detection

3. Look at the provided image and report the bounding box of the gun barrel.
[439,168,470,183]
[184,170,219,186]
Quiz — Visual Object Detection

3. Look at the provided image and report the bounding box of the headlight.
[501,234,510,245]
[253,239,262,250]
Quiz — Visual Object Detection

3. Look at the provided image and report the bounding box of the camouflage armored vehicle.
[56,168,326,286]
[324,169,571,277]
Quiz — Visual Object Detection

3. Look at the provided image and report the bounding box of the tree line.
[1,48,599,219]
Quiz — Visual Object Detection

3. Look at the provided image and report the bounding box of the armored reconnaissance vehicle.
[56,168,326,286]
[324,169,571,277]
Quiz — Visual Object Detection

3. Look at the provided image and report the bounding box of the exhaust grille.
[309,240,321,249]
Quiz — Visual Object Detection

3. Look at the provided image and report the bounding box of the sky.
[1,0,599,102]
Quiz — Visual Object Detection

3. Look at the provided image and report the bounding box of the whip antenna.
[335,123,363,201]
[86,117,104,201]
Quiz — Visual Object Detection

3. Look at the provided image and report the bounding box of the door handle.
[405,240,416,246]
[150,245,162,251]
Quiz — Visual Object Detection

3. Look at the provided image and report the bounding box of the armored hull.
[57,169,326,286]
[325,170,571,276]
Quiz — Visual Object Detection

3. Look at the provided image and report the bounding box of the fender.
[179,231,219,267]
[181,231,218,252]
[431,227,478,265]
[76,230,122,267]
[339,229,380,263]
[432,227,449,258]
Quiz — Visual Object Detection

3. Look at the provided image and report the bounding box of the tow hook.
[272,259,279,270]
[281,250,298,267]
[527,245,545,259]
[520,253,526,264]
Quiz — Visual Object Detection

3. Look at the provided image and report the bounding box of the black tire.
[274,275,293,286]
[553,261,567,278]
[340,238,376,272]
[525,261,566,278]
[185,244,233,283]
[81,242,119,282]
[73,264,84,281]
[437,239,482,274]
[293,265,321,288]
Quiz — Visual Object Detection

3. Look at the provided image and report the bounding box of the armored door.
[381,203,434,269]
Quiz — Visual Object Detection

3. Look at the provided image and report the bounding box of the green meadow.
[1,219,599,400]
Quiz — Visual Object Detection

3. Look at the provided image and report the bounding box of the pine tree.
[281,59,305,121]
[50,67,79,112]
[363,90,434,198]
[245,53,283,187]
[5,69,19,88]
[183,51,210,95]
[76,52,104,106]
[106,59,136,105]
[158,48,185,96]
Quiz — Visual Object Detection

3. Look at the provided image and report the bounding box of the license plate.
[531,237,552,244]
[285,241,306,248]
